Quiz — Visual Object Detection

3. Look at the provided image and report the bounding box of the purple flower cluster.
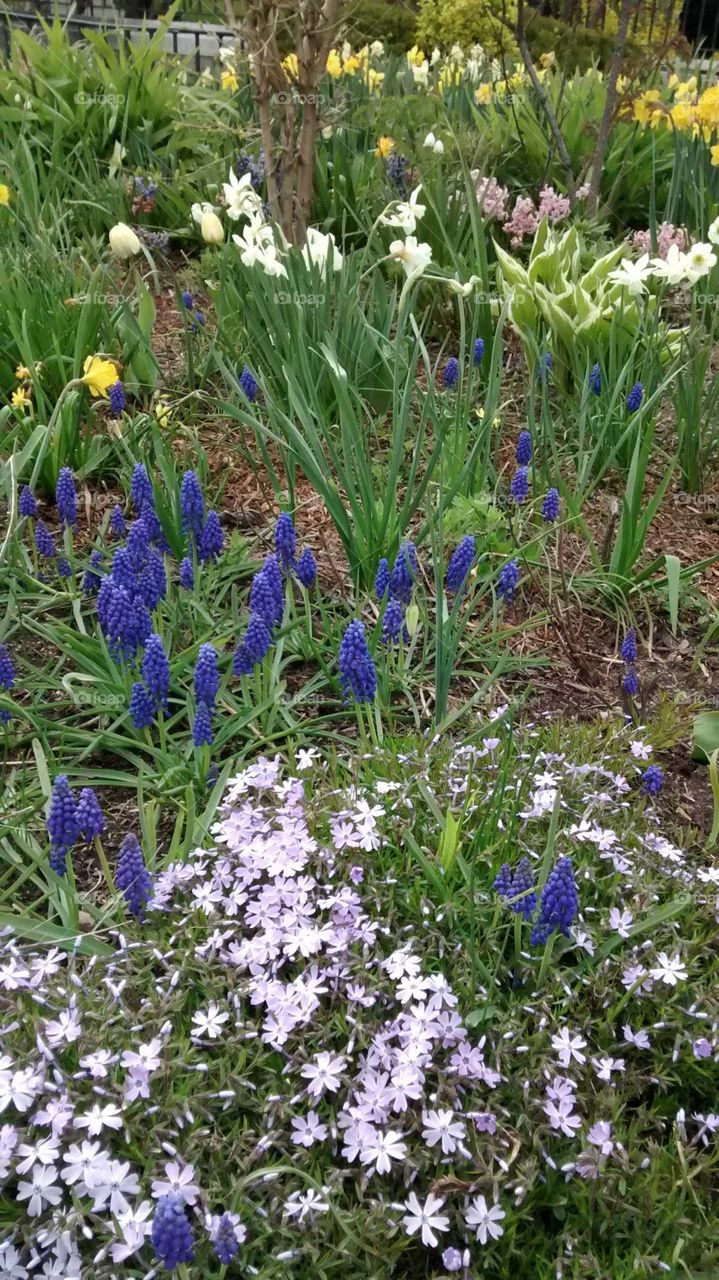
[530,857,579,945]
[446,536,476,594]
[115,833,153,920]
[621,628,639,698]
[494,855,537,920]
[338,620,377,703]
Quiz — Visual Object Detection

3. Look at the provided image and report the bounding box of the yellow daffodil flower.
[375,135,394,158]
[326,49,342,78]
[711,143,719,166]
[15,364,31,381]
[0,184,10,206]
[220,69,238,91]
[475,83,492,105]
[82,355,119,397]
[11,386,31,409]
[282,53,298,82]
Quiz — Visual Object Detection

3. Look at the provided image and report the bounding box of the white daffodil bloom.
[301,228,343,272]
[108,140,126,178]
[380,186,426,235]
[222,169,262,221]
[650,244,689,286]
[411,61,429,88]
[683,241,717,282]
[389,235,433,280]
[708,215,719,246]
[608,253,653,296]
[447,275,481,297]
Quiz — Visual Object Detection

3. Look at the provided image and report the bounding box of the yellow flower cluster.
[325,44,384,92]
[629,76,719,152]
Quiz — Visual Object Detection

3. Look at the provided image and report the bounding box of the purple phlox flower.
[295,547,317,588]
[275,512,297,575]
[443,355,459,389]
[497,558,519,603]
[151,1194,194,1268]
[374,557,390,601]
[530,856,578,945]
[180,470,205,538]
[47,775,79,877]
[641,764,664,795]
[192,701,213,748]
[338,620,377,703]
[390,541,418,605]
[511,466,530,503]
[76,788,105,841]
[19,485,37,518]
[179,556,194,589]
[541,488,560,522]
[198,511,224,564]
[129,681,155,730]
[515,430,533,465]
[194,644,219,709]
[233,613,273,676]
[239,365,257,402]
[626,382,644,413]
[381,597,404,646]
[55,467,77,528]
[141,634,170,712]
[115,834,153,920]
[109,381,126,415]
[446,535,476,593]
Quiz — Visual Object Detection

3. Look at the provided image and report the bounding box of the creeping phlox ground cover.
[1,731,717,1279]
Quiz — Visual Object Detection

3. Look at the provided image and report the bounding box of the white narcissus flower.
[389,235,432,280]
[412,61,429,88]
[108,140,126,178]
[301,227,343,272]
[683,241,717,282]
[708,215,719,246]
[650,244,689,286]
[192,202,224,245]
[447,274,481,297]
[433,138,445,154]
[222,169,262,221]
[608,253,653,295]
[380,185,426,235]
[108,222,141,259]
[423,130,437,148]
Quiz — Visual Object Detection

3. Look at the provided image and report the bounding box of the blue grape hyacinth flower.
[55,467,77,528]
[473,337,485,366]
[381,597,404,646]
[115,833,153,920]
[626,381,644,413]
[192,701,213,748]
[76,788,105,841]
[141,634,170,713]
[275,512,297,575]
[47,775,79,877]
[511,466,530,504]
[374,558,390,601]
[515,430,533,465]
[198,511,224,564]
[239,365,258,402]
[338,620,377,703]
[390,542,418,605]
[233,613,272,676]
[19,485,37,518]
[151,1194,194,1269]
[641,764,664,795]
[295,547,317,589]
[530,857,578,946]
[446,535,476,593]
[497,558,519,603]
[194,644,219,709]
[180,470,205,538]
[589,362,601,395]
[212,1212,240,1265]
[443,356,459,389]
[179,557,195,590]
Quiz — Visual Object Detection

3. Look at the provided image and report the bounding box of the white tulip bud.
[108,222,141,259]
[200,208,224,244]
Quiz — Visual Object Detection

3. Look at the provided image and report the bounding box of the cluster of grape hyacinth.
[493,855,537,920]
[621,627,640,698]
[130,632,171,729]
[445,535,476,595]
[239,364,258,402]
[0,642,16,724]
[530,856,579,946]
[180,469,224,563]
[441,338,485,389]
[46,777,105,877]
[626,381,644,414]
[641,763,664,796]
[151,1195,195,1268]
[338,619,377,703]
[233,513,316,678]
[374,541,418,648]
[114,833,153,919]
[181,289,205,333]
[588,362,602,396]
[192,643,219,747]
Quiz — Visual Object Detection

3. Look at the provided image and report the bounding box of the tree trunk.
[586,0,634,217]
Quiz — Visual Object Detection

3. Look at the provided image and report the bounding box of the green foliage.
[524,15,643,73]
[342,0,418,53]
[415,0,518,57]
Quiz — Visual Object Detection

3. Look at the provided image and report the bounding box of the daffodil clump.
[629,75,719,165]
